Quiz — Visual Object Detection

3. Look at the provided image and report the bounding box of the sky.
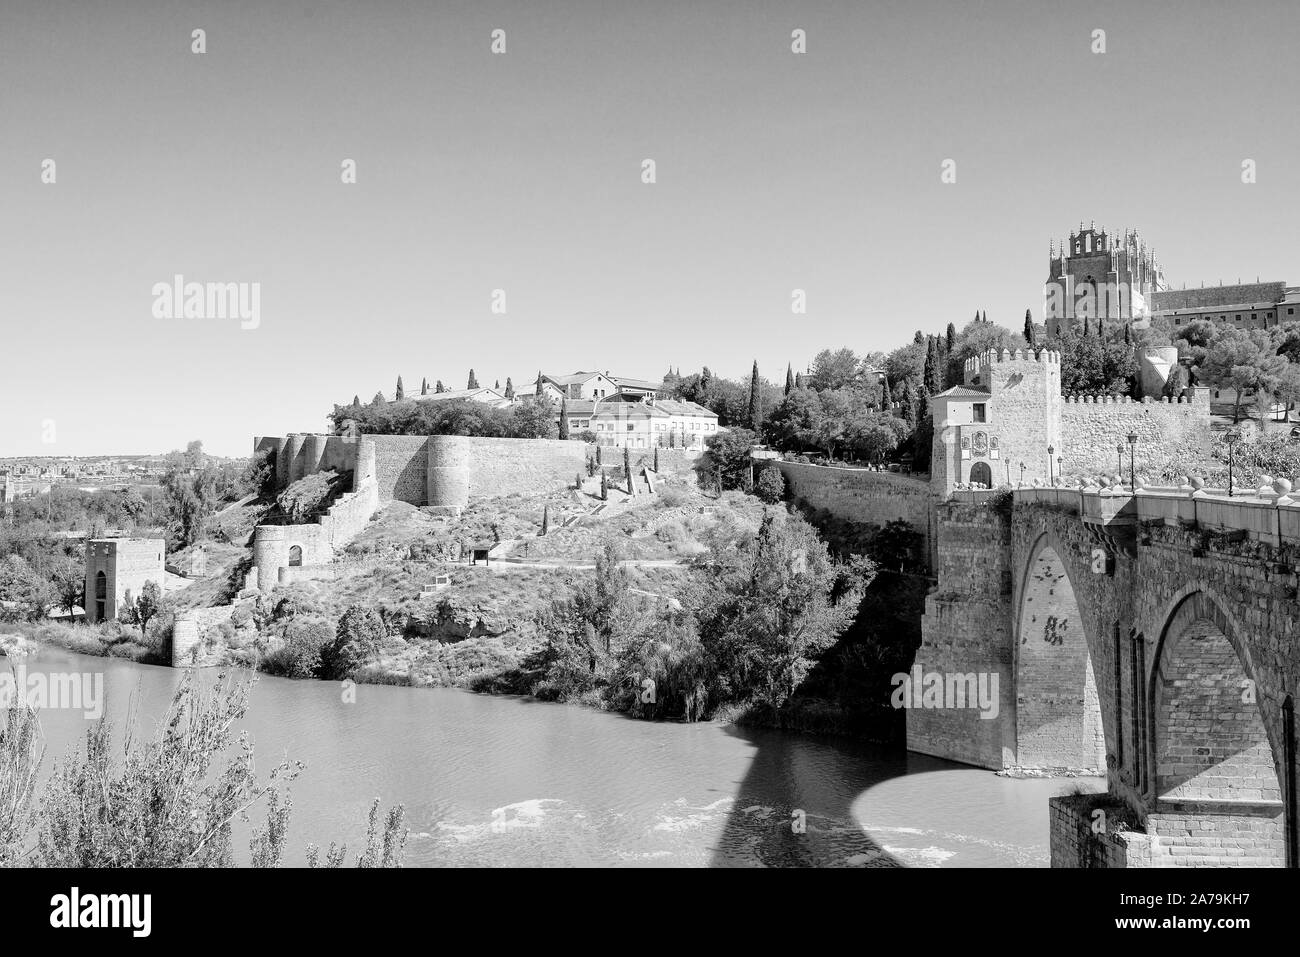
[1,0,1296,457]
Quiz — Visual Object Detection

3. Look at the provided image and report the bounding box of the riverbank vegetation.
[0,669,406,867]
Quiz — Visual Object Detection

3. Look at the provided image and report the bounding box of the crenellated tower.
[931,348,1063,495]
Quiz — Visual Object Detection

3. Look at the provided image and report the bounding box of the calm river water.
[13,646,1102,867]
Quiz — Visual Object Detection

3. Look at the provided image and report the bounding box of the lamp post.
[1116,441,1124,482]
[1047,445,1055,484]
[1019,461,1026,486]
[1126,431,1138,491]
[1225,428,1240,497]
[1056,455,1063,485]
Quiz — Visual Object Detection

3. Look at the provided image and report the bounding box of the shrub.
[755,466,785,503]
[261,617,333,679]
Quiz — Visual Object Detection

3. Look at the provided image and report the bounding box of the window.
[972,403,986,423]
[94,570,107,622]
[626,424,634,431]
[288,545,302,567]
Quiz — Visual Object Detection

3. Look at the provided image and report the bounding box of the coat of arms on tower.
[972,431,989,457]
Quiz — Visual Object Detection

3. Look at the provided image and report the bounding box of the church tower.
[1044,223,1167,338]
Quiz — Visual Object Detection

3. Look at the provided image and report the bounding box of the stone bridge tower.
[931,348,1062,495]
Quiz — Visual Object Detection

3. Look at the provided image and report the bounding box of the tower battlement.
[964,348,1061,381]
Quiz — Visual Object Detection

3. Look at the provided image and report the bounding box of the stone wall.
[369,434,431,504]
[772,461,935,564]
[1049,793,1152,868]
[1060,391,1210,479]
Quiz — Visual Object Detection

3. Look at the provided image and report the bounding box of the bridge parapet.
[1011,484,1300,547]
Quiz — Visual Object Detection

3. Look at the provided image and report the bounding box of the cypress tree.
[395,376,404,400]
[700,367,713,392]
[541,505,549,536]
[1124,323,1132,346]
[1023,309,1034,346]
[653,445,660,471]
[923,337,944,395]
[372,391,385,406]
[576,472,583,491]
[1082,316,1091,336]
[945,322,957,353]
[784,362,794,396]
[973,310,980,324]
[981,310,988,323]
[747,360,762,430]
[559,397,570,439]
[435,380,444,393]
[352,395,360,407]
[495,379,500,390]
[914,330,925,344]
[601,470,608,501]
[467,369,479,389]
[794,371,805,390]
[535,370,544,397]
[421,377,428,395]
[1097,316,1105,338]
[505,377,515,399]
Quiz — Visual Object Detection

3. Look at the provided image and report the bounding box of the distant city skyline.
[2,0,1296,457]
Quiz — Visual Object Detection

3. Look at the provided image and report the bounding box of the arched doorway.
[969,461,992,488]
[1016,542,1106,770]
[288,545,302,567]
[1151,594,1285,865]
[94,570,107,623]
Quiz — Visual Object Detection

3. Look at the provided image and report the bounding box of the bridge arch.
[1148,588,1287,865]
[1014,533,1107,771]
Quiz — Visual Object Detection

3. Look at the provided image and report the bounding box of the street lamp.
[1225,428,1241,497]
[1047,445,1055,484]
[1116,441,1125,481]
[1057,455,1064,484]
[1019,461,1026,486]
[1126,431,1138,491]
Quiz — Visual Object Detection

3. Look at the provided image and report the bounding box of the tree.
[467,370,479,390]
[371,391,385,406]
[134,580,162,639]
[945,322,957,353]
[923,337,943,395]
[1199,328,1290,423]
[421,378,428,395]
[541,504,550,536]
[1163,362,1190,398]
[695,512,871,710]
[600,470,608,501]
[755,466,785,503]
[51,558,83,620]
[1023,309,1034,346]
[535,371,544,397]
[622,446,632,493]
[748,361,762,430]
[504,377,515,400]
[558,397,570,439]
[784,363,794,396]
[435,380,444,393]
[809,348,859,392]
[702,428,759,490]
[495,379,500,390]
[320,605,387,679]
[395,376,404,400]
[119,487,147,525]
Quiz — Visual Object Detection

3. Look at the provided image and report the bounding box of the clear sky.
[2,0,1296,457]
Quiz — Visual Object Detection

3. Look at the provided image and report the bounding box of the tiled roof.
[934,385,991,399]
[410,388,508,403]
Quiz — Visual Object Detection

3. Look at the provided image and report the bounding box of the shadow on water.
[706,721,912,867]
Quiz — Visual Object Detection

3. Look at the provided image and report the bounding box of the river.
[9,646,1102,867]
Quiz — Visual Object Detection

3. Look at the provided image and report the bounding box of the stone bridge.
[910,483,1300,867]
